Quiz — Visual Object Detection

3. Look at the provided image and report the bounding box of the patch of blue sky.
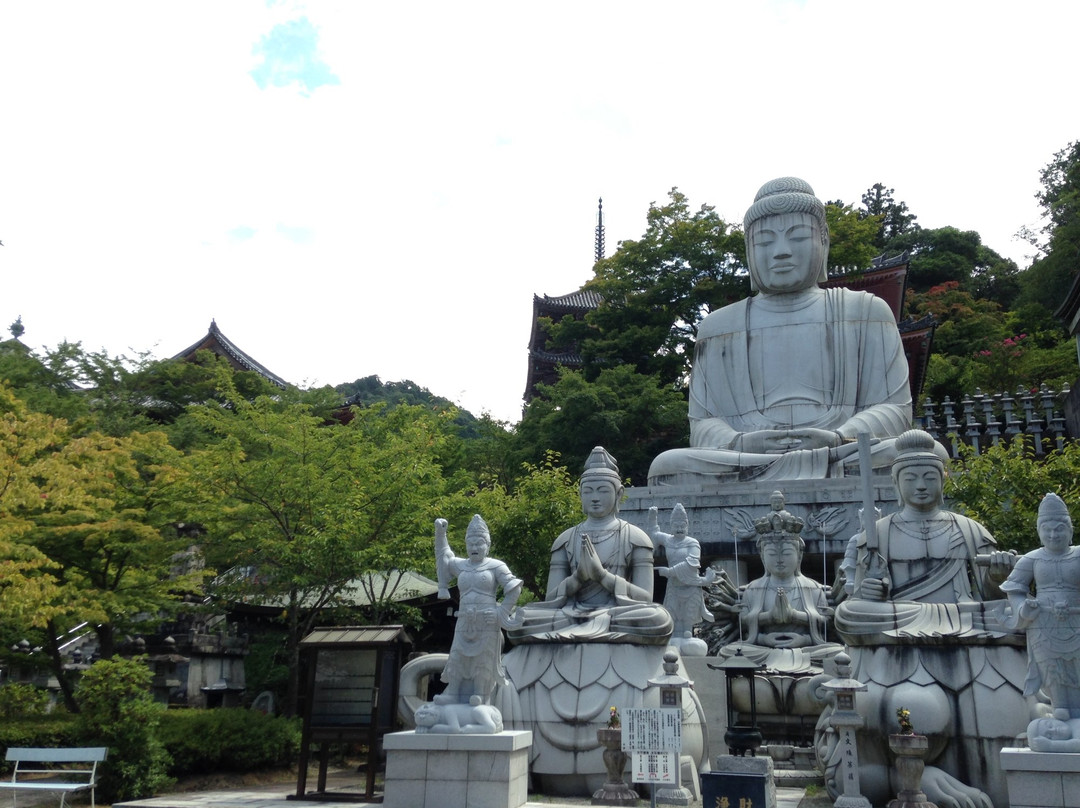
[228,225,257,242]
[251,17,340,94]
[276,223,314,244]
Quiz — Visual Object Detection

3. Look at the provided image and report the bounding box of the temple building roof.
[173,320,288,388]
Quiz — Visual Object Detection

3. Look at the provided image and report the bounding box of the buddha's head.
[758,534,804,580]
[1037,492,1073,554]
[465,514,492,562]
[891,430,949,512]
[579,446,624,519]
[744,177,829,295]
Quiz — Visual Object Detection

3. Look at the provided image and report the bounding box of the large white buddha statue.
[648,177,912,485]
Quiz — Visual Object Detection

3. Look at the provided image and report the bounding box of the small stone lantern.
[647,651,694,806]
[820,652,871,808]
[715,649,764,757]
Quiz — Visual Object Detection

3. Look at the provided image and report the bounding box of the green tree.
[186,380,454,716]
[440,454,581,600]
[547,188,747,387]
[825,202,882,271]
[76,657,172,802]
[860,182,919,247]
[0,397,209,710]
[946,439,1080,555]
[1018,141,1080,311]
[514,365,688,487]
[884,226,1019,304]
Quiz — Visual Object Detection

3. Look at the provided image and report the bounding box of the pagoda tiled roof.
[534,290,602,311]
[173,320,288,388]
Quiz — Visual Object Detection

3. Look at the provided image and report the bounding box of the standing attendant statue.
[647,503,717,655]
[1001,493,1080,751]
[423,514,522,733]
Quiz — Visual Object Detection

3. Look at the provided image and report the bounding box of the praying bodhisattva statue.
[508,446,673,645]
[648,177,912,485]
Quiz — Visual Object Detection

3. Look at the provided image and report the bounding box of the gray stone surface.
[382,730,532,808]
[647,503,716,656]
[821,430,1029,808]
[508,447,672,646]
[1002,492,1080,752]
[647,177,911,487]
[1001,747,1080,808]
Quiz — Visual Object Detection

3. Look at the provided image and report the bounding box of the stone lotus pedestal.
[592,727,638,806]
[887,733,937,808]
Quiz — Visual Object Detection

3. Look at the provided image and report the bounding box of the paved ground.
[109,769,811,808]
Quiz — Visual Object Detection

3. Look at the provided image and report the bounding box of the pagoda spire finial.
[594,197,605,263]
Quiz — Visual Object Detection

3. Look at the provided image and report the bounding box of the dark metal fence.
[916,384,1072,457]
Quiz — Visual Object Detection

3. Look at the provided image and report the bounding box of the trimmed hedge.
[157,709,300,776]
[0,715,79,772]
[0,709,299,780]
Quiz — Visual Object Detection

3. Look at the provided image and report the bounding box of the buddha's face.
[580,478,620,519]
[761,540,801,579]
[1038,517,1073,554]
[895,463,943,513]
[748,212,826,295]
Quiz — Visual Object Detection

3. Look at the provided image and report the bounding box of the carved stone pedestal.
[1001,747,1080,808]
[383,730,532,808]
[887,734,937,808]
[592,728,638,805]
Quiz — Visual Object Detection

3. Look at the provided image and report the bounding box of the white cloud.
[0,0,1078,423]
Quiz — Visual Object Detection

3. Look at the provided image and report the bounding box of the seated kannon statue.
[818,429,1030,808]
[507,446,673,644]
[715,494,841,672]
[648,176,912,485]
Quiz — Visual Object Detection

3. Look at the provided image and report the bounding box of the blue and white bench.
[0,747,107,808]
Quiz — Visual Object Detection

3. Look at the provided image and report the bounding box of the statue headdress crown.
[581,446,621,484]
[466,514,490,542]
[1038,492,1071,523]
[891,429,949,474]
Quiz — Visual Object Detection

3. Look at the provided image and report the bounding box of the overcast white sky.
[1,1,1078,424]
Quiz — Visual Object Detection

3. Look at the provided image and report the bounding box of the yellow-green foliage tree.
[0,384,209,710]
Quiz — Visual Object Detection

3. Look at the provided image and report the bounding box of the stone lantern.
[819,652,872,808]
[647,650,695,806]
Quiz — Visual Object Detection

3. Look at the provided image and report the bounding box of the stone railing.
[916,384,1072,457]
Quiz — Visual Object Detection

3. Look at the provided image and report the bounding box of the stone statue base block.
[382,729,532,808]
[702,755,776,808]
[1000,747,1080,808]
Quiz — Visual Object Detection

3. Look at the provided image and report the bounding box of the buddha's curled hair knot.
[744,176,827,238]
